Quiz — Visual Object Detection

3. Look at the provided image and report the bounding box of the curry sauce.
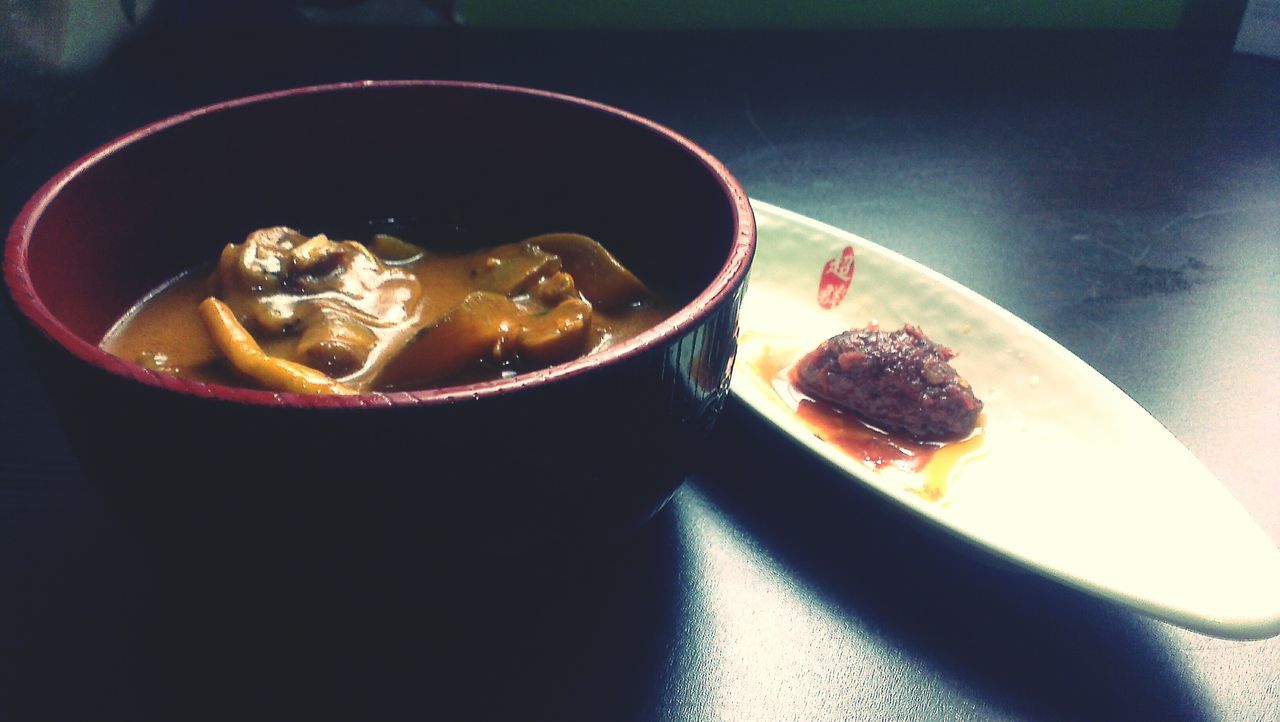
[102,229,671,393]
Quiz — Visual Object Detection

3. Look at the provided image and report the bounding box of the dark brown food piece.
[794,324,983,441]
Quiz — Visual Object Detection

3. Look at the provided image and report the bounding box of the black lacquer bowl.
[4,81,755,576]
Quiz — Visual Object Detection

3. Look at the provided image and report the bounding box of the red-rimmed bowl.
[4,81,754,569]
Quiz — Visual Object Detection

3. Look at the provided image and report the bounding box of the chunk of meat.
[212,227,421,330]
[794,324,982,440]
[208,227,423,380]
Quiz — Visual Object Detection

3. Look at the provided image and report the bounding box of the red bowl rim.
[3,80,756,409]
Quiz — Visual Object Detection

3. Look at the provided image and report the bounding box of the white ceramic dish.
[731,200,1280,639]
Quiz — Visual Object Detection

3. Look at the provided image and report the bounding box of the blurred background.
[0,0,1262,151]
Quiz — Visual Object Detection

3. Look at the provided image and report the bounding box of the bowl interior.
[16,82,744,393]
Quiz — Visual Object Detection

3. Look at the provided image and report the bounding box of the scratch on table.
[1084,257,1211,304]
[1081,236,1153,266]
[743,94,777,150]
[1097,324,1123,357]
[1157,202,1280,234]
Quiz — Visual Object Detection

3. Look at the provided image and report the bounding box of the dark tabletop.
[1,27,1278,721]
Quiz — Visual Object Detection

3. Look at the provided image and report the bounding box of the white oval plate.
[730,200,1280,639]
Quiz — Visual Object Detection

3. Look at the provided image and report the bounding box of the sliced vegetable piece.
[524,233,650,309]
[368,233,425,263]
[197,297,357,395]
[516,298,593,366]
[531,271,579,306]
[465,242,562,295]
[376,291,522,388]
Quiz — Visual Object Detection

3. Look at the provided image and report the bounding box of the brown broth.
[103,244,672,392]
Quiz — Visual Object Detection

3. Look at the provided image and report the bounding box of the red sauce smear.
[795,395,939,473]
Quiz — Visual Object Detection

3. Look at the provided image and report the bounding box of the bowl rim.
[4,80,755,409]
